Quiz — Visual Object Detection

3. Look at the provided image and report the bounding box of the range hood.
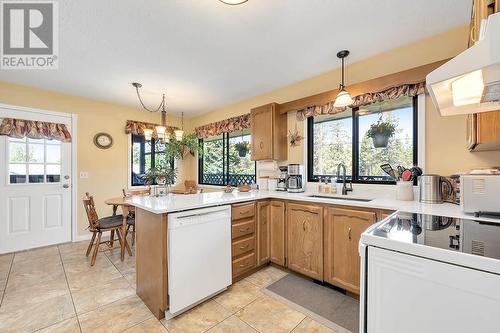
[427,12,500,116]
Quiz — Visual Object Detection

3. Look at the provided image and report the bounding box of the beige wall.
[0,81,195,237]
[190,25,500,175]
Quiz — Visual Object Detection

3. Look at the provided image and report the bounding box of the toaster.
[461,175,500,216]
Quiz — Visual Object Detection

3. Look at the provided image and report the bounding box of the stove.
[369,212,500,260]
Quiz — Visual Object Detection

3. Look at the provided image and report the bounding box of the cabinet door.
[251,104,274,160]
[257,201,271,266]
[270,200,286,266]
[287,203,323,280]
[324,207,375,294]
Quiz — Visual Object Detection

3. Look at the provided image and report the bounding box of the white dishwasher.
[166,205,232,319]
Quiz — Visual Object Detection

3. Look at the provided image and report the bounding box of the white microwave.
[461,175,500,216]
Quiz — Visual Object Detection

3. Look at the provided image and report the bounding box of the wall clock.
[93,132,113,149]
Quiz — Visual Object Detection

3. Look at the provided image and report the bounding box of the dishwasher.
[166,205,232,319]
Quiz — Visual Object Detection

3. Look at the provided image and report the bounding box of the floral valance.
[195,113,251,139]
[125,120,177,136]
[0,118,72,142]
[296,82,426,121]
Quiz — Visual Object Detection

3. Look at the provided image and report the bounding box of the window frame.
[129,134,174,187]
[198,132,257,186]
[307,96,418,185]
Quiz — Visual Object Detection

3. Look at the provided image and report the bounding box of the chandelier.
[132,82,170,142]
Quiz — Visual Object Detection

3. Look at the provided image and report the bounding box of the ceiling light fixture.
[132,82,170,142]
[174,112,185,141]
[218,0,248,5]
[333,50,354,108]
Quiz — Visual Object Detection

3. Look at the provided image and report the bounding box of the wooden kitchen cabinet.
[231,202,257,280]
[469,0,498,46]
[250,103,287,161]
[256,201,271,266]
[270,200,286,266]
[467,111,500,151]
[324,207,376,294]
[287,203,323,280]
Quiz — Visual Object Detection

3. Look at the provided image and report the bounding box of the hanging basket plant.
[366,119,396,148]
[234,141,249,157]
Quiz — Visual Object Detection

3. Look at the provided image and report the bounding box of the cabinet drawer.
[232,203,255,221]
[232,235,255,258]
[232,220,255,239]
[232,252,256,277]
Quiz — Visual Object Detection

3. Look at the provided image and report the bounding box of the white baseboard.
[74,233,93,242]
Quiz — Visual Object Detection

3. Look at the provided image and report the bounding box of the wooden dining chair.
[121,188,149,245]
[83,192,131,266]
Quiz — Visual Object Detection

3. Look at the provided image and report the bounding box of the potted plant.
[366,119,396,148]
[164,133,202,160]
[234,141,249,157]
[142,166,177,196]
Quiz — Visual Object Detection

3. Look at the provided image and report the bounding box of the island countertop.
[127,190,500,224]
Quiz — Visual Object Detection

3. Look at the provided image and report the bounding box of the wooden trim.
[279,59,449,114]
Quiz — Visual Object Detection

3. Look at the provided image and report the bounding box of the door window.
[8,137,62,184]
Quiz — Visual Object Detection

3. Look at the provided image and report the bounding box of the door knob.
[63,184,70,188]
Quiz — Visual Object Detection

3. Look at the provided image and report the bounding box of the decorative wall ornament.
[288,125,303,147]
[296,82,426,121]
[195,113,251,139]
[0,118,72,142]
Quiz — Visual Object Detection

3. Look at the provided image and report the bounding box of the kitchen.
[0,1,500,333]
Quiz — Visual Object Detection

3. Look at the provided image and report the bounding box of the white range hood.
[427,12,500,116]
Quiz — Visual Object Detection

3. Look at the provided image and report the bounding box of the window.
[308,95,417,183]
[8,137,62,184]
[198,130,256,186]
[130,134,174,186]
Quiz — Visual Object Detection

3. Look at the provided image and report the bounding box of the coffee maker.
[276,166,288,192]
[286,164,305,193]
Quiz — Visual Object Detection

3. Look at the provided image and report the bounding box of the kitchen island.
[129,190,500,319]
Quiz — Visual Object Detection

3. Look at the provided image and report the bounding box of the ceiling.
[0,0,472,116]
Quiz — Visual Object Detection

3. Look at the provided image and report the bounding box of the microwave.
[461,175,500,217]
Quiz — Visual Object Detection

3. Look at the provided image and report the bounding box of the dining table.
[104,196,134,261]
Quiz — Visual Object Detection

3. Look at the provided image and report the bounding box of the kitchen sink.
[307,195,373,202]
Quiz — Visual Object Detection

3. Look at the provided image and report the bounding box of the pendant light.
[174,112,185,141]
[333,50,354,108]
[132,82,170,142]
[219,0,248,5]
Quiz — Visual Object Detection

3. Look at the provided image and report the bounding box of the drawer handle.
[239,244,249,250]
[239,264,247,268]
[239,227,250,232]
[239,210,250,215]
[348,227,352,241]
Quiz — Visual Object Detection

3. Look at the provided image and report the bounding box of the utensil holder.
[396,181,414,201]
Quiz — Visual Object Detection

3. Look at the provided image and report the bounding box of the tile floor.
[0,238,338,333]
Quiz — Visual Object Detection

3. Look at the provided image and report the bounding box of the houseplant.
[142,166,177,195]
[366,119,396,148]
[164,132,202,160]
[234,141,249,157]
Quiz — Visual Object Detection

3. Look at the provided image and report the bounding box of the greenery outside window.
[131,134,174,186]
[307,95,417,183]
[198,130,256,186]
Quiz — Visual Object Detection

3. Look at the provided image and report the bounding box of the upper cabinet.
[467,0,500,151]
[469,0,499,46]
[250,103,287,161]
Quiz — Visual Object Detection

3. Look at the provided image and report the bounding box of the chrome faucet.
[336,163,353,195]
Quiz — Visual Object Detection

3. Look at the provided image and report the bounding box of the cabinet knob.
[348,227,352,241]
[259,141,264,149]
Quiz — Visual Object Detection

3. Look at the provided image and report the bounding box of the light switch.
[80,171,89,179]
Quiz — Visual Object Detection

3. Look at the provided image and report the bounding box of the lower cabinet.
[256,201,271,266]
[231,202,256,280]
[324,207,376,294]
[270,200,286,266]
[287,203,323,280]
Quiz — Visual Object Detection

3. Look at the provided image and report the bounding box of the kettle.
[419,174,454,204]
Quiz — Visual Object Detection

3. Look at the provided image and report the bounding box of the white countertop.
[127,189,500,224]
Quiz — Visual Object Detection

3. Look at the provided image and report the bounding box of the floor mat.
[264,274,359,333]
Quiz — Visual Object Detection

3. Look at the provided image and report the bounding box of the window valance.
[125,120,177,136]
[296,82,426,121]
[195,113,251,139]
[0,118,72,142]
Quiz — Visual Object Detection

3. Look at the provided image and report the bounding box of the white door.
[0,106,73,253]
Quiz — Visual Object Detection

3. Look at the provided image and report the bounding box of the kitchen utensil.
[402,169,413,181]
[409,166,423,181]
[380,164,396,180]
